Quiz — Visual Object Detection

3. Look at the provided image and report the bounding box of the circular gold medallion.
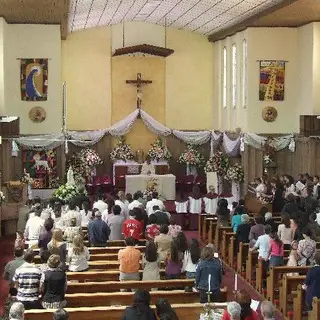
[29,107,46,123]
[262,106,278,122]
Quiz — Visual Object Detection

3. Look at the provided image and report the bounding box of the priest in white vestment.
[141,159,155,175]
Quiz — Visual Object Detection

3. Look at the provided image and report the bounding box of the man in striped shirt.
[13,250,42,309]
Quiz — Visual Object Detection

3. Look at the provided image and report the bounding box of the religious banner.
[259,60,285,101]
[20,58,48,101]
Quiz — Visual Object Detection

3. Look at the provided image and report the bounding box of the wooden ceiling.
[209,0,320,41]
[0,0,69,39]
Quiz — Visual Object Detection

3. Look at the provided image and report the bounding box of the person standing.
[122,212,143,243]
[12,250,42,309]
[154,225,173,261]
[24,207,44,248]
[38,219,54,255]
[93,194,108,213]
[146,192,165,216]
[67,235,90,272]
[142,240,161,281]
[88,211,110,247]
[115,191,130,220]
[108,205,125,240]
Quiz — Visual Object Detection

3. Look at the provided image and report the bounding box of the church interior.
[1,0,320,319]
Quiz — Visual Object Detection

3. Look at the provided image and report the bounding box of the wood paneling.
[0,0,69,39]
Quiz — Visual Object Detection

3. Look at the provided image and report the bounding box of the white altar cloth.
[125,174,176,200]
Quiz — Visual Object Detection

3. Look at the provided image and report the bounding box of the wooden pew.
[85,261,165,270]
[227,237,235,269]
[205,217,217,244]
[199,213,214,241]
[24,303,228,320]
[292,284,306,320]
[245,250,258,285]
[255,259,264,293]
[279,274,306,317]
[221,231,235,262]
[309,297,320,320]
[266,266,309,303]
[66,290,201,307]
[67,279,195,294]
[214,226,232,252]
[237,242,249,274]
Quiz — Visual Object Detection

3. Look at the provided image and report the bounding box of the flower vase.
[232,181,240,203]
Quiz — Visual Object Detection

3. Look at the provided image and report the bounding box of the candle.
[235,274,238,291]
[208,274,211,293]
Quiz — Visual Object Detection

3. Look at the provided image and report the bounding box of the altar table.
[126,174,176,200]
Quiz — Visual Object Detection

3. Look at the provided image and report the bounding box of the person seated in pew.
[53,204,65,231]
[264,212,277,233]
[8,302,24,320]
[249,216,265,248]
[40,254,67,309]
[260,301,276,320]
[223,301,241,320]
[87,210,110,247]
[120,289,156,320]
[48,229,67,270]
[108,205,125,241]
[126,193,133,203]
[277,213,293,250]
[156,298,179,320]
[155,224,173,261]
[67,235,90,272]
[297,226,316,266]
[118,237,141,282]
[142,240,161,281]
[145,215,160,240]
[203,185,218,214]
[231,290,259,320]
[268,231,284,267]
[182,238,200,280]
[168,217,182,238]
[53,309,69,320]
[235,214,251,252]
[195,245,222,303]
[165,238,183,280]
[302,252,320,310]
[290,217,304,242]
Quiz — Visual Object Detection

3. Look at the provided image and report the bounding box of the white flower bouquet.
[79,149,103,167]
[147,137,171,161]
[110,137,134,162]
[0,191,5,205]
[53,184,87,203]
[178,144,205,167]
[143,177,160,198]
[21,172,33,184]
[226,163,244,183]
[205,151,229,175]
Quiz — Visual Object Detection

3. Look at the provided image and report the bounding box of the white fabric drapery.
[172,130,211,145]
[108,109,139,136]
[14,133,65,151]
[222,133,241,157]
[140,110,171,136]
[68,130,107,147]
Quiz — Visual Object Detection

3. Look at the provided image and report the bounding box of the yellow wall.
[166,28,214,130]
[0,18,5,115]
[62,27,112,130]
[111,55,165,152]
[3,22,61,134]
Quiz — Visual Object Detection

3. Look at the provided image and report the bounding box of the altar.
[126,174,176,200]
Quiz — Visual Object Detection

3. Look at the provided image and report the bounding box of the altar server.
[203,185,218,214]
[188,186,202,214]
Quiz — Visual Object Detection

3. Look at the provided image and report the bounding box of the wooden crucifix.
[126,73,152,109]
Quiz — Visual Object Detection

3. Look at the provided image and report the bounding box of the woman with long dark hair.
[176,232,188,254]
[142,240,161,281]
[165,239,183,279]
[269,231,284,267]
[216,198,230,227]
[156,298,179,320]
[182,238,200,279]
[120,289,156,320]
[277,213,293,250]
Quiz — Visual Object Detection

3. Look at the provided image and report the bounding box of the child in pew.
[165,238,183,279]
[268,231,284,267]
[142,240,161,282]
[287,240,299,276]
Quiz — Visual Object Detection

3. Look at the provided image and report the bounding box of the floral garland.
[205,151,229,175]
[0,190,5,205]
[110,137,134,162]
[53,184,87,203]
[178,144,205,167]
[226,163,244,183]
[147,137,171,161]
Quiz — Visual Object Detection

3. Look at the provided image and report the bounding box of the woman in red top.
[145,215,160,240]
[269,231,284,267]
[222,290,259,320]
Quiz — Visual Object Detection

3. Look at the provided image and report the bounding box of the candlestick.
[208,274,211,293]
[235,274,238,291]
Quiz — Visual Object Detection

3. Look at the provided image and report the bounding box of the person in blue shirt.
[303,251,320,309]
[87,210,110,247]
[195,245,222,303]
[231,206,245,233]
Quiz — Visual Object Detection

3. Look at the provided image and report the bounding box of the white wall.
[4,24,61,134]
[0,18,6,115]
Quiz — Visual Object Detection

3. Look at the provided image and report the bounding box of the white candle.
[235,274,238,291]
[208,274,211,292]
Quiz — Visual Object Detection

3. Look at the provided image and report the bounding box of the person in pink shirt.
[268,231,284,267]
[168,217,182,238]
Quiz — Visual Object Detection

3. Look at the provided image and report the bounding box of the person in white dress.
[64,202,82,227]
[115,191,130,220]
[146,192,165,216]
[93,194,108,213]
[24,207,44,248]
[202,185,218,214]
[80,201,92,227]
[141,159,155,175]
[67,235,90,272]
[188,186,202,214]
[284,175,296,199]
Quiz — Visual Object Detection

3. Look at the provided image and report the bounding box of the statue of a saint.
[67,166,75,185]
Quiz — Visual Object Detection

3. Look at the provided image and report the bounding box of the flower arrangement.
[143,177,159,198]
[53,184,87,203]
[205,151,229,175]
[199,304,224,320]
[147,137,172,161]
[226,163,244,183]
[110,137,134,162]
[263,154,276,167]
[79,148,102,167]
[178,144,205,167]
[0,190,5,205]
[21,171,33,185]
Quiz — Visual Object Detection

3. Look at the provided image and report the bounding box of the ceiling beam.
[208,0,300,42]
[60,0,69,40]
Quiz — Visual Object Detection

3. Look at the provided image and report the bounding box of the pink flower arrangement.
[110,137,134,162]
[205,151,229,175]
[147,137,172,161]
[178,144,204,167]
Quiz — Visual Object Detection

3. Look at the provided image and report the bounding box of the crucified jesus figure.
[126,73,152,109]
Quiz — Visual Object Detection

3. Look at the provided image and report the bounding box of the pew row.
[24,303,228,320]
